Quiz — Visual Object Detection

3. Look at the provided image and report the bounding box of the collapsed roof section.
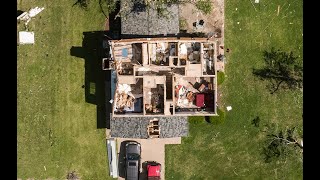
[104,37,218,117]
[111,116,188,138]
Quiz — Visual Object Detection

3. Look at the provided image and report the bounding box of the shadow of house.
[107,0,121,39]
[68,1,121,130]
[17,10,25,17]
[70,31,112,129]
[69,0,204,131]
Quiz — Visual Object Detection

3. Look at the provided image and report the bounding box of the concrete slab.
[116,137,181,180]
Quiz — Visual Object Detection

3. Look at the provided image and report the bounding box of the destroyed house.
[103,37,218,118]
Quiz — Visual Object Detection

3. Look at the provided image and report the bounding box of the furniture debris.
[147,118,160,138]
[196,94,205,107]
[198,84,206,92]
[107,138,118,178]
[17,6,45,26]
[18,31,35,45]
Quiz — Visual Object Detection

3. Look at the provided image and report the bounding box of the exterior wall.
[110,37,218,117]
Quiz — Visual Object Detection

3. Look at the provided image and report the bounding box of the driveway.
[116,138,181,180]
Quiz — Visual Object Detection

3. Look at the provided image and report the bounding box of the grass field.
[17,0,115,179]
[18,0,302,179]
[165,0,303,179]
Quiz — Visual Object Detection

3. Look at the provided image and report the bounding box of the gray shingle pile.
[158,117,189,138]
[121,0,179,35]
[110,116,189,138]
[111,117,149,138]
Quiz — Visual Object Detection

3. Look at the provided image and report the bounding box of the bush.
[73,0,90,10]
[195,0,212,15]
[179,18,188,30]
[217,71,225,85]
[189,116,205,124]
[206,108,225,125]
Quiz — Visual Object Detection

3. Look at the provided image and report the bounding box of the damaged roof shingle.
[120,0,180,36]
[111,116,188,138]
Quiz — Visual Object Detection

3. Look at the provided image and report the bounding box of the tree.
[116,0,190,19]
[67,171,79,180]
[253,48,303,94]
[263,126,303,163]
[251,116,260,127]
[195,0,212,15]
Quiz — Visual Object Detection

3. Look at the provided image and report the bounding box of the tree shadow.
[72,0,89,10]
[252,68,283,94]
[252,48,302,94]
[251,116,260,127]
[99,0,119,18]
[131,0,147,13]
[98,0,108,17]
[121,31,207,39]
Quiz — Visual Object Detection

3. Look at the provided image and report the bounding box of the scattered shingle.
[110,116,189,138]
[121,0,179,35]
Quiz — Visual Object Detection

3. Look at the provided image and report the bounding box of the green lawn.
[18,0,302,179]
[166,0,303,179]
[17,0,115,179]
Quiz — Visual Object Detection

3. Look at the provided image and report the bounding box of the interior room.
[184,42,201,64]
[168,42,178,56]
[145,84,165,115]
[113,43,133,62]
[131,43,143,65]
[202,43,215,75]
[149,42,167,66]
[157,71,173,99]
[174,76,215,113]
[118,62,134,75]
[114,78,143,114]
[179,43,188,66]
[172,67,185,75]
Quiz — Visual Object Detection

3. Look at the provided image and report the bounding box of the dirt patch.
[216,86,224,110]
[179,0,224,45]
[180,0,226,108]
